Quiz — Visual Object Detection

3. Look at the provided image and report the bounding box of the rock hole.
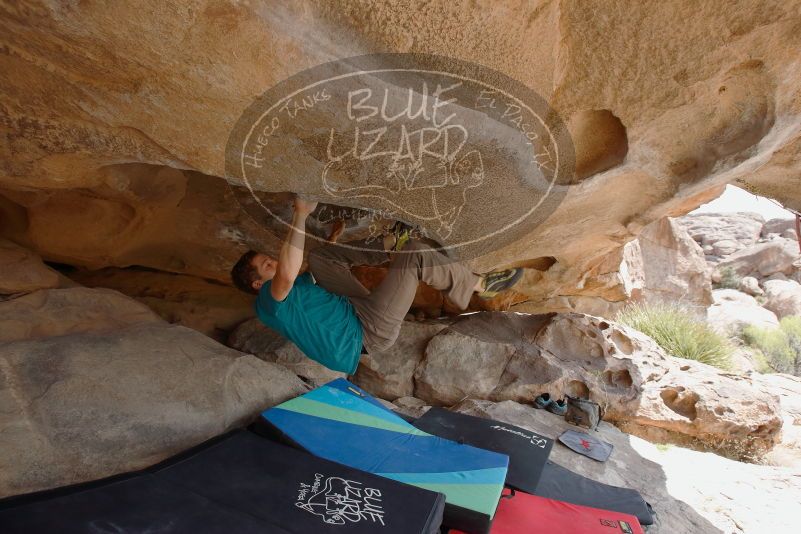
[660,388,699,420]
[610,330,633,355]
[754,424,771,436]
[568,109,629,180]
[598,321,610,330]
[514,256,557,271]
[567,380,590,399]
[680,365,690,371]
[603,369,633,390]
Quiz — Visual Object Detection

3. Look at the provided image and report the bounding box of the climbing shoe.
[534,393,553,410]
[546,399,568,416]
[390,221,423,251]
[478,268,524,299]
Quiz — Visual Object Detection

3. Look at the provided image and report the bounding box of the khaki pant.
[307,240,480,353]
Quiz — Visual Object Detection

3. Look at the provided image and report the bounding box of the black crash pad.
[412,407,553,493]
[0,431,446,534]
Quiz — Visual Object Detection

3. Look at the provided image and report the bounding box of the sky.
[691,185,795,220]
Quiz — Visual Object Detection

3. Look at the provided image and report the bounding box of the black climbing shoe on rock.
[534,393,553,410]
[478,268,524,299]
[546,399,568,416]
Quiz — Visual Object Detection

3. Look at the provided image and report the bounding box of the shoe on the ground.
[478,268,524,299]
[546,399,568,416]
[534,393,552,410]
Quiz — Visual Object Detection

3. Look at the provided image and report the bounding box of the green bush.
[715,266,741,290]
[741,316,801,375]
[616,302,733,370]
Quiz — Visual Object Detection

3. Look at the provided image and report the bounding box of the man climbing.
[230,196,523,375]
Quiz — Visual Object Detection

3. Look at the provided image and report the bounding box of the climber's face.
[251,253,278,290]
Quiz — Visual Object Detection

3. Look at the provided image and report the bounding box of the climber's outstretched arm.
[271,196,318,301]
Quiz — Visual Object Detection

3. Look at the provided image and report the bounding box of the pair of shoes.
[477,268,524,300]
[533,393,567,416]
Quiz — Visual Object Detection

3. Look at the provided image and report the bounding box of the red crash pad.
[451,489,644,534]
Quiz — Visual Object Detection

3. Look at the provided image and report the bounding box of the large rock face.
[228,318,345,386]
[0,238,61,294]
[0,285,307,497]
[0,287,167,343]
[763,217,799,239]
[70,267,256,341]
[354,320,450,399]
[2,2,801,313]
[621,216,713,311]
[751,373,801,469]
[716,238,801,278]
[762,279,801,319]
[364,311,783,457]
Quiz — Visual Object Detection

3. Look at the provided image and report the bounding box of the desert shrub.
[715,266,741,290]
[741,316,801,375]
[616,302,733,370]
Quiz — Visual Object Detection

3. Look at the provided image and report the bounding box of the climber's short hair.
[230,250,260,295]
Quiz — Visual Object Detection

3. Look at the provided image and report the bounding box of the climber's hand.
[293,195,318,216]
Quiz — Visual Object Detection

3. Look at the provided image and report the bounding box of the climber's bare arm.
[271,196,318,301]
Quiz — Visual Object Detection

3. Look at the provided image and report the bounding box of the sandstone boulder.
[762,217,798,238]
[729,346,760,374]
[354,320,449,400]
[0,323,307,498]
[414,329,518,405]
[678,213,764,255]
[70,267,256,341]
[621,217,712,310]
[0,288,307,497]
[710,238,740,257]
[0,239,61,294]
[751,373,801,426]
[227,318,344,386]
[750,373,801,470]
[738,275,763,296]
[762,279,801,319]
[715,238,800,278]
[408,311,781,456]
[536,314,781,457]
[706,288,780,334]
[0,287,163,343]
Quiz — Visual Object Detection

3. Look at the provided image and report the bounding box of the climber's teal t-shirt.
[255,273,363,374]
